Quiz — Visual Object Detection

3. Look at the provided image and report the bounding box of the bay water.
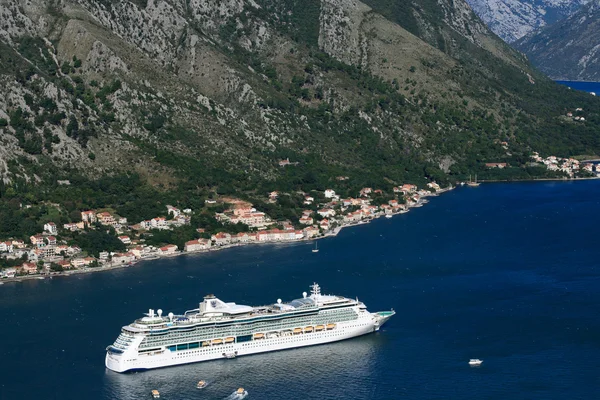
[1,180,599,399]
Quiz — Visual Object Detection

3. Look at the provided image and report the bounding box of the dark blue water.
[556,80,600,94]
[1,181,600,400]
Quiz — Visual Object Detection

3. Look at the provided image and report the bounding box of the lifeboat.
[202,341,210,347]
[253,333,265,339]
[315,325,324,331]
[304,326,314,333]
[326,323,336,330]
[225,337,235,343]
[293,328,302,334]
[212,338,223,345]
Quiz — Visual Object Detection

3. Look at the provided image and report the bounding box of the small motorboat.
[223,352,237,359]
[151,389,160,398]
[236,387,248,396]
[385,214,392,219]
[469,359,483,366]
[197,380,207,389]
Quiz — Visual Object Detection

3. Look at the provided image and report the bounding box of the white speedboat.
[196,380,207,389]
[235,387,248,397]
[385,214,392,219]
[469,359,483,366]
[151,389,160,398]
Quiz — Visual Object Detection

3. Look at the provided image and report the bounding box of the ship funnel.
[168,312,174,321]
[302,292,307,299]
[277,299,282,304]
[157,309,163,317]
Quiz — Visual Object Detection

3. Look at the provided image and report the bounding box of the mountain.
[465,0,590,43]
[0,0,599,221]
[515,0,600,81]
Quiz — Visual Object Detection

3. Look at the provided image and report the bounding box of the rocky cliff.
[0,0,598,192]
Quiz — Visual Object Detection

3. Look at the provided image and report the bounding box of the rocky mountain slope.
[466,0,590,43]
[515,0,600,81]
[0,0,599,201]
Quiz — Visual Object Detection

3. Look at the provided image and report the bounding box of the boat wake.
[224,390,248,399]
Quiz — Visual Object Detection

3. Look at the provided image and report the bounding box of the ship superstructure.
[105,283,394,372]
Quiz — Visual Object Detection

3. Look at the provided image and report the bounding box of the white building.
[44,222,58,235]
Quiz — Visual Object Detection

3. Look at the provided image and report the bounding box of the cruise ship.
[105,283,395,372]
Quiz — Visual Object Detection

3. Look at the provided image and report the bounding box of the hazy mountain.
[466,0,590,43]
[515,0,600,81]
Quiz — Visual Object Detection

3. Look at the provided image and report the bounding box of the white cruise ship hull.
[106,311,392,373]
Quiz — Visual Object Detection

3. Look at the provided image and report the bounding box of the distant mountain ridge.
[466,0,590,43]
[515,0,600,81]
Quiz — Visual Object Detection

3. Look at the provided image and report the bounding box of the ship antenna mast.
[311,282,321,298]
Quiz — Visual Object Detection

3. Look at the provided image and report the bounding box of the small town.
[530,152,600,177]
[0,180,446,281]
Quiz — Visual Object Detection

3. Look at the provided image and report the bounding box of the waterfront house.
[57,260,72,270]
[20,262,37,274]
[303,227,319,238]
[1,267,16,278]
[112,253,134,264]
[211,232,232,246]
[319,219,331,230]
[44,222,58,235]
[71,258,86,268]
[184,239,212,252]
[231,233,252,244]
[159,245,178,255]
[427,182,441,191]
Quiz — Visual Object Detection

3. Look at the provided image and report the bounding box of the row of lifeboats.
[199,324,338,347]
[253,324,336,338]
[202,337,235,346]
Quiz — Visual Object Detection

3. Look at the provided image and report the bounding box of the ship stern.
[105,350,128,373]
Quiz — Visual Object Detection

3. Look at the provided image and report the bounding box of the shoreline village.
[0,180,452,284]
[2,155,599,285]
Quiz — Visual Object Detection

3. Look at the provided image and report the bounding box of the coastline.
[1,188,450,285]
[477,176,600,183]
